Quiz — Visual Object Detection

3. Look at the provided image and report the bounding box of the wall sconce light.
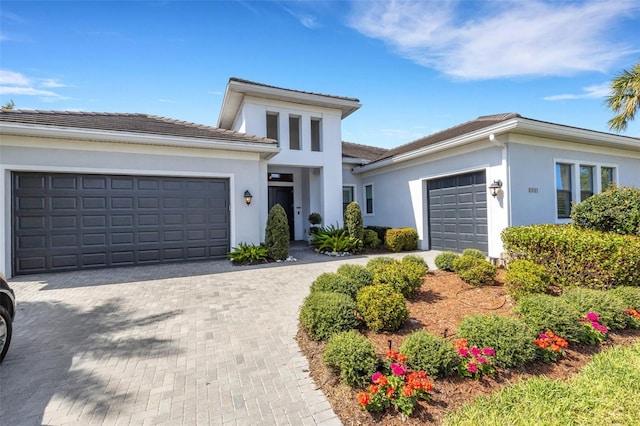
[243,190,253,205]
[488,180,502,197]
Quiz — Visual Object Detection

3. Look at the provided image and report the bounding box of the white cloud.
[544,82,612,101]
[0,69,70,100]
[283,6,320,29]
[349,0,639,80]
[0,69,30,86]
[39,78,72,88]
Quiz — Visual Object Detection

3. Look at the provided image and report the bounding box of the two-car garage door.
[13,172,230,275]
[427,170,488,253]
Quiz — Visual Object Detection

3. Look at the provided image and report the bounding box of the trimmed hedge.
[435,251,459,272]
[399,331,458,378]
[561,288,629,331]
[501,224,640,289]
[310,272,354,298]
[504,260,549,300]
[265,204,290,260]
[356,284,408,332]
[323,330,379,387]
[571,186,640,236]
[515,294,586,343]
[384,228,419,252]
[363,229,380,249]
[452,255,497,286]
[372,259,426,298]
[299,291,360,340]
[344,201,364,244]
[336,264,374,296]
[366,226,391,243]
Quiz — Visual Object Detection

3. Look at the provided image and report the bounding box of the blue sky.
[1,0,639,148]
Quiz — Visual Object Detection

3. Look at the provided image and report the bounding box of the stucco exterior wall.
[0,135,265,277]
[507,136,640,227]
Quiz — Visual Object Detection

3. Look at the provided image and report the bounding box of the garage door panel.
[428,170,488,253]
[13,172,230,275]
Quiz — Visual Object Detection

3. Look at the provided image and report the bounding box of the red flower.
[369,385,379,394]
[402,385,414,397]
[357,392,370,407]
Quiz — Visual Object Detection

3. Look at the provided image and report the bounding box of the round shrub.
[336,264,374,296]
[310,272,353,297]
[609,286,640,310]
[462,248,486,259]
[299,291,360,340]
[504,260,549,300]
[344,201,364,242]
[571,185,640,236]
[356,284,408,332]
[435,251,459,272]
[561,288,629,330]
[264,204,290,260]
[372,261,425,298]
[323,330,379,387]
[453,256,497,286]
[363,229,380,249]
[457,314,537,368]
[399,331,458,378]
[366,256,396,273]
[402,254,429,271]
[514,294,586,343]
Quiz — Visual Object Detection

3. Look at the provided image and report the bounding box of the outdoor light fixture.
[244,190,253,205]
[488,180,502,197]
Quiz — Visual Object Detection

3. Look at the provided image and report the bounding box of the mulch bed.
[296,270,640,425]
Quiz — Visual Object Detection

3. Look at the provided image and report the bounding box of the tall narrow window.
[364,184,374,214]
[311,119,321,152]
[580,165,594,201]
[289,115,300,150]
[266,113,279,141]
[601,167,615,191]
[342,186,354,211]
[556,163,572,219]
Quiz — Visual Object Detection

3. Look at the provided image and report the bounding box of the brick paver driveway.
[1,249,438,425]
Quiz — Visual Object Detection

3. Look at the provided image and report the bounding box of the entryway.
[268,186,294,240]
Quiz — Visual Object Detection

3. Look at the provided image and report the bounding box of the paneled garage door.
[427,171,488,253]
[13,172,230,275]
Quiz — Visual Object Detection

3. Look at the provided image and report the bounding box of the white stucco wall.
[0,135,266,277]
[354,142,507,257]
[507,136,640,227]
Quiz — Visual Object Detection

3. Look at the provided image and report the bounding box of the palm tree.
[606,61,640,132]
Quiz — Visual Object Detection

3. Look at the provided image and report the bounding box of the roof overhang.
[0,122,281,160]
[353,117,640,174]
[217,79,362,129]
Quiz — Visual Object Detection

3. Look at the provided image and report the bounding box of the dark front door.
[268,186,294,240]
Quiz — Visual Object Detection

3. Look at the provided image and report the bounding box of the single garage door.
[13,172,230,275]
[427,170,488,253]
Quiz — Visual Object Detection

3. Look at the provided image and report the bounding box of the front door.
[268,186,294,240]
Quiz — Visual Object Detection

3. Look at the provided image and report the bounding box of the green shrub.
[384,228,419,252]
[561,288,629,331]
[356,284,408,332]
[399,331,458,378]
[299,291,360,340]
[462,248,486,259]
[609,286,640,309]
[452,256,497,286]
[308,212,322,225]
[344,201,364,243]
[265,204,290,260]
[515,294,586,343]
[457,314,537,368]
[435,251,459,272]
[366,226,391,243]
[501,224,640,289]
[310,273,353,297]
[372,260,426,298]
[363,229,380,249]
[504,260,549,300]
[336,264,374,296]
[366,256,396,273]
[402,254,429,271]
[571,185,640,236]
[323,330,379,387]
[227,242,269,264]
[311,224,359,253]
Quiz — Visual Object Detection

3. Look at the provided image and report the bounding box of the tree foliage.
[607,61,640,132]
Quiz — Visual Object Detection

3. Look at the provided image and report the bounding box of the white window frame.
[363,183,374,215]
[553,159,618,223]
[342,185,355,211]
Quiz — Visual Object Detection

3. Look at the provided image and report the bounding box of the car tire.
[0,305,12,363]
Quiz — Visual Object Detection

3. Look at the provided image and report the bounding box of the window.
[343,186,354,211]
[311,119,322,152]
[364,184,373,214]
[580,165,594,201]
[556,163,572,219]
[602,167,615,190]
[266,113,279,141]
[289,115,300,150]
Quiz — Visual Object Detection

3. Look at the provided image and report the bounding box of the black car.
[0,274,16,363]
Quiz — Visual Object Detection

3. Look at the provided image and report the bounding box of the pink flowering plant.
[453,339,495,379]
[579,312,608,344]
[356,350,433,418]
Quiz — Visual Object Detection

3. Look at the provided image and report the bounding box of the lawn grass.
[443,340,640,426]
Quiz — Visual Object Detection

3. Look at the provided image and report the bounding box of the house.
[1,78,639,277]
